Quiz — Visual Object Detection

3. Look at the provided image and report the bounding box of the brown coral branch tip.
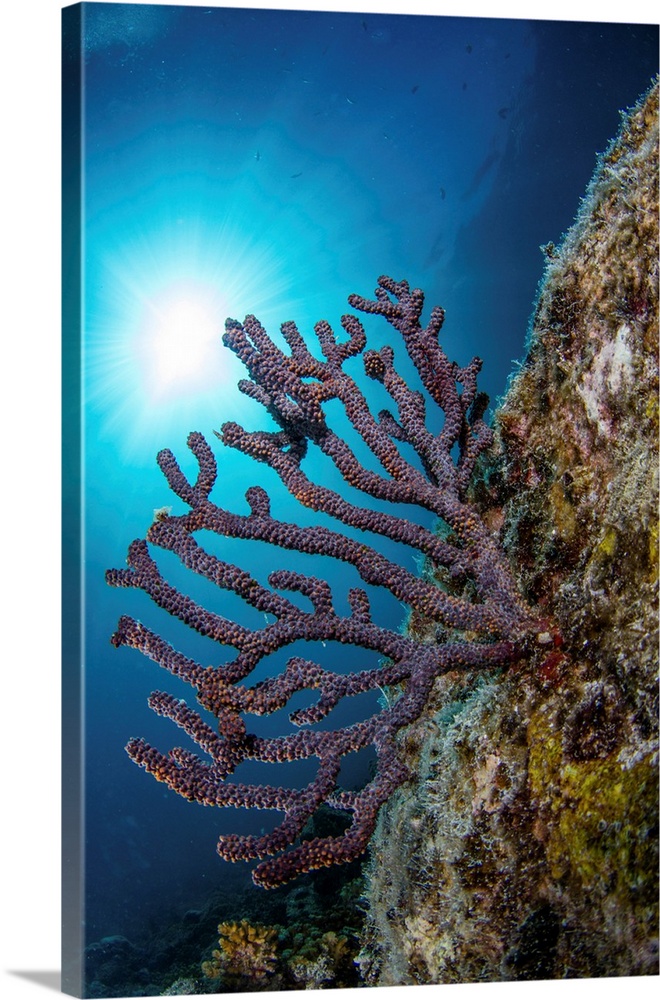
[106,275,541,888]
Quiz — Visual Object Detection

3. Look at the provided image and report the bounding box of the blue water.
[69,0,658,957]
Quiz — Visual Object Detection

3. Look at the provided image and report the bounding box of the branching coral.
[201,920,278,982]
[107,276,540,888]
[287,930,353,988]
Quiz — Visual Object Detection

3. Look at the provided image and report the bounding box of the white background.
[1,1,657,999]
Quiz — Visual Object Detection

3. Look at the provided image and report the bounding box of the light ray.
[83,215,292,461]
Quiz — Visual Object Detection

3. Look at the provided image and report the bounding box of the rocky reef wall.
[359,80,659,985]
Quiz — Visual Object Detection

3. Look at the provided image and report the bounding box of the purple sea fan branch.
[107,275,538,888]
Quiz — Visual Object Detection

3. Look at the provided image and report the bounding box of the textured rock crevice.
[360,80,659,984]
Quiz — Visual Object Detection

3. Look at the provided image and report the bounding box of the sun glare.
[84,210,308,461]
[140,285,225,399]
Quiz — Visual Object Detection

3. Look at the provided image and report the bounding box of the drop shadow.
[8,971,61,993]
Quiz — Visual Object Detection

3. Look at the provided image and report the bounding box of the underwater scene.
[62,2,659,997]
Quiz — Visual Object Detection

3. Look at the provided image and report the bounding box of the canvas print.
[61,2,659,997]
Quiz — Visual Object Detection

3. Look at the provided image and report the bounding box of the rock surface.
[360,80,659,985]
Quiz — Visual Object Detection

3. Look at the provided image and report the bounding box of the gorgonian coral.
[107,276,539,888]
